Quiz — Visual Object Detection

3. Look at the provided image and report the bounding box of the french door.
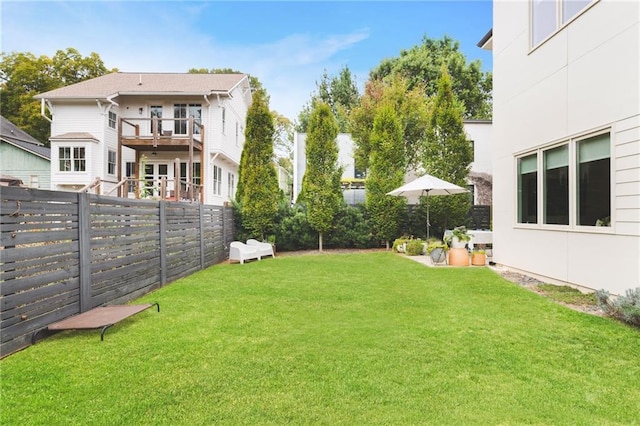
[143,163,169,197]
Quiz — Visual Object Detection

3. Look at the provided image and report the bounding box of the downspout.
[203,94,211,106]
[105,94,119,114]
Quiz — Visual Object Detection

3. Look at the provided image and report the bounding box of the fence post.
[159,201,167,285]
[78,193,91,313]
[199,204,205,270]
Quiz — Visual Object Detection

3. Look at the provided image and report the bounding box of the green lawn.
[2,252,639,425]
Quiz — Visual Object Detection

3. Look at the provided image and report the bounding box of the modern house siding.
[492,0,640,294]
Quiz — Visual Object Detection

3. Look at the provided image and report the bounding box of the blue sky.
[2,0,493,120]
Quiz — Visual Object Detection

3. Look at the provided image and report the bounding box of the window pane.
[578,134,610,226]
[189,104,201,135]
[544,145,569,225]
[518,154,538,223]
[150,106,162,134]
[563,0,591,23]
[174,104,187,134]
[532,0,557,46]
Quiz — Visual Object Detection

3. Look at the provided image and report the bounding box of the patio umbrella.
[386,173,468,240]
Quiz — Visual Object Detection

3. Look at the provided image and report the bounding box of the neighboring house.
[34,72,252,205]
[293,133,366,205]
[293,121,492,207]
[0,115,51,189]
[488,0,639,294]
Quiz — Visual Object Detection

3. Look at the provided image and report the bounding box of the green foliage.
[297,66,360,132]
[299,102,343,250]
[370,35,492,119]
[0,48,114,144]
[189,67,265,98]
[236,90,280,239]
[275,204,318,251]
[350,76,429,173]
[325,204,377,249]
[422,66,473,232]
[405,239,424,256]
[596,288,640,327]
[365,104,407,245]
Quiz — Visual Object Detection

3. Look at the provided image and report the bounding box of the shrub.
[595,287,640,327]
[405,240,424,256]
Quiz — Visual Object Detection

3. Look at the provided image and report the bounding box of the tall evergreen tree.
[299,102,343,251]
[422,65,473,234]
[236,90,280,240]
[365,104,406,248]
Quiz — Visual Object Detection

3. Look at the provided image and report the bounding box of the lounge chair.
[229,241,261,264]
[246,239,275,258]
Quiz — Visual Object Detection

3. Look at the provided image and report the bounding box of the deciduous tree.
[0,48,114,144]
[296,66,360,133]
[370,35,492,119]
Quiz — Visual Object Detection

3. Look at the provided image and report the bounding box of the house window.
[516,130,611,228]
[174,104,201,135]
[108,111,117,129]
[228,172,235,199]
[190,104,202,135]
[150,106,162,134]
[126,162,136,193]
[59,147,86,172]
[531,0,595,47]
[517,154,538,224]
[180,162,201,186]
[213,165,222,195]
[577,133,610,226]
[222,107,226,134]
[562,0,592,23]
[107,150,117,175]
[543,144,569,225]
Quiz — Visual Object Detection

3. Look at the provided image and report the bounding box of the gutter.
[40,99,52,123]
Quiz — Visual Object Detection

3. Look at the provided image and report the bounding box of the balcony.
[119,117,204,152]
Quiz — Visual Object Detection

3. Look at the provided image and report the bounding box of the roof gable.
[35,72,249,100]
[0,116,50,160]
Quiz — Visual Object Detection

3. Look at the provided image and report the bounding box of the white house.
[293,121,492,206]
[489,0,640,294]
[35,72,252,205]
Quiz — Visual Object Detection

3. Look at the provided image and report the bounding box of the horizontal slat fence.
[0,186,233,357]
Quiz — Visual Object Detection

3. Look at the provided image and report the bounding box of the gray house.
[0,116,51,189]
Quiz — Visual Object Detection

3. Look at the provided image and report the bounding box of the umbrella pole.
[426,192,430,240]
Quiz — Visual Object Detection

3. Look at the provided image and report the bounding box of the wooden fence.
[0,186,234,357]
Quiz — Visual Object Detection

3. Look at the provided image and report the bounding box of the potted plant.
[444,226,471,249]
[471,249,486,266]
[426,240,447,264]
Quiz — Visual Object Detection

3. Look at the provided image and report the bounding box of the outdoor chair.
[229,241,261,264]
[246,239,275,258]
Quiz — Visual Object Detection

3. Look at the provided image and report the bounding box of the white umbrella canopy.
[386,173,468,239]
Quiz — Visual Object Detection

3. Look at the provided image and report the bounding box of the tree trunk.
[319,232,323,252]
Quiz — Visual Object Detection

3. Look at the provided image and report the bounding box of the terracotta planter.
[471,252,486,266]
[448,248,469,266]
